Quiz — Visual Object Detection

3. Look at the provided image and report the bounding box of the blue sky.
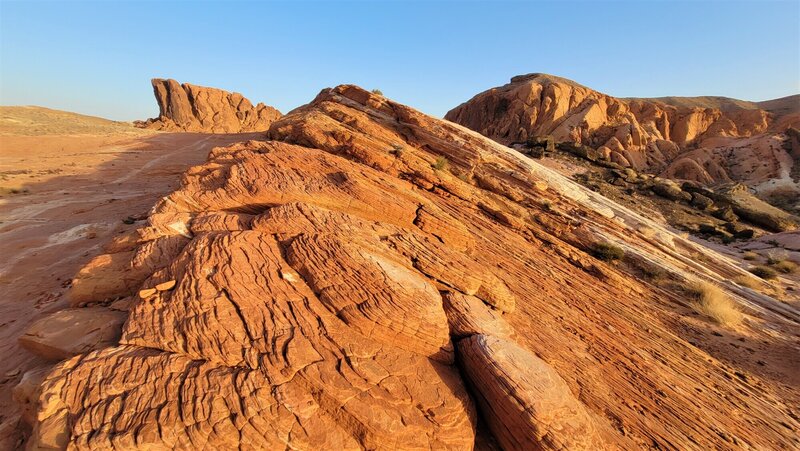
[1,1,798,121]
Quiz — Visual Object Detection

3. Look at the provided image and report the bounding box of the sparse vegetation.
[734,275,785,300]
[733,275,760,290]
[591,242,625,262]
[371,89,383,96]
[773,260,798,274]
[750,265,778,280]
[389,143,404,157]
[686,281,743,327]
[541,200,553,211]
[432,156,449,171]
[634,260,668,282]
[762,250,798,274]
[742,251,759,261]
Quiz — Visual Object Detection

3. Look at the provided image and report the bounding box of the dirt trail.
[0,130,260,445]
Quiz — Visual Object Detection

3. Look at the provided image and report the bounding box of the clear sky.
[1,1,798,121]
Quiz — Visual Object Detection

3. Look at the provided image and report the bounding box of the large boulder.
[690,192,714,210]
[714,184,799,232]
[457,335,601,450]
[652,178,691,201]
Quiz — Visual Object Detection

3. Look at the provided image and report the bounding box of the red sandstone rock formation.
[16,85,800,449]
[445,73,799,187]
[139,78,282,133]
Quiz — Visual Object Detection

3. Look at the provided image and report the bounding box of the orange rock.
[154,279,176,291]
[18,308,125,360]
[445,73,798,186]
[139,78,282,133]
[19,83,800,450]
[458,334,601,450]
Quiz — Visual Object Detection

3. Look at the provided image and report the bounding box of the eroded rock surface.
[18,84,800,450]
[458,334,600,450]
[445,73,799,189]
[18,307,125,360]
[139,78,282,133]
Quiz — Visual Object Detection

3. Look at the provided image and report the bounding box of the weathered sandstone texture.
[138,78,281,133]
[446,73,799,189]
[17,85,800,449]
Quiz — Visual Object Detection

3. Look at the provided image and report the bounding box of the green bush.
[433,156,449,171]
[591,242,624,262]
[750,265,778,280]
[371,88,383,96]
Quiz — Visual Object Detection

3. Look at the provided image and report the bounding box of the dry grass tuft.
[742,251,759,261]
[432,156,449,171]
[750,265,778,280]
[686,281,743,327]
[773,260,798,274]
[734,275,786,300]
[733,275,760,290]
[591,242,625,262]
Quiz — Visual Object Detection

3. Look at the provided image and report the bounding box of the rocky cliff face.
[139,78,282,133]
[16,86,799,449]
[445,74,799,188]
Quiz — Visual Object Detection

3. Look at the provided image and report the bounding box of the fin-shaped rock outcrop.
[17,85,800,450]
[138,78,282,133]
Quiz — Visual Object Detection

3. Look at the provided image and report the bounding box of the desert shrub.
[733,275,760,289]
[773,260,798,274]
[636,261,667,282]
[389,143,404,156]
[591,242,624,262]
[734,276,785,299]
[742,251,759,261]
[371,89,383,96]
[432,156,449,171]
[541,200,553,211]
[686,281,743,327]
[750,265,778,280]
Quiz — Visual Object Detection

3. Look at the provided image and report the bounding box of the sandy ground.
[0,127,262,446]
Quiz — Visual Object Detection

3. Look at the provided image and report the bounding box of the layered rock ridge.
[445,73,799,188]
[138,78,282,133]
[17,85,800,449]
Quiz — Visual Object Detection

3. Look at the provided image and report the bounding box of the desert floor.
[0,119,261,445]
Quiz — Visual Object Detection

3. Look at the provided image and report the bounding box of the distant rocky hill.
[445,74,799,195]
[137,78,282,133]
